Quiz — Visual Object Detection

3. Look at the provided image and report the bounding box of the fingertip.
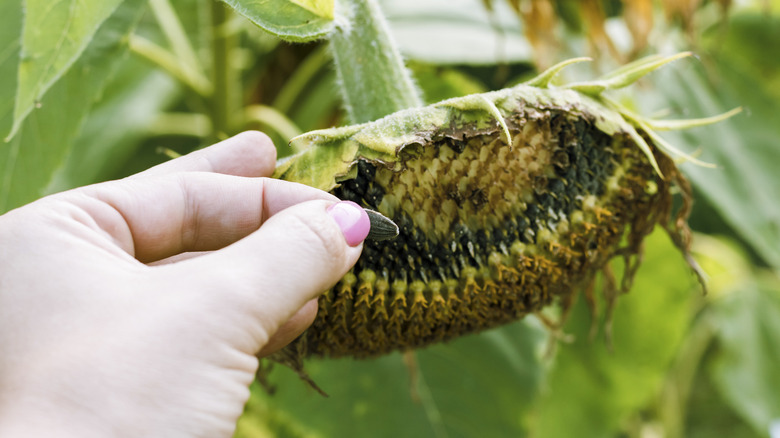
[135,130,278,178]
[209,131,277,177]
[230,130,277,161]
[183,199,363,320]
[326,201,370,247]
[262,200,364,270]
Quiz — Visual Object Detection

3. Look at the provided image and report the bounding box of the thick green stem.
[210,1,239,140]
[329,0,423,123]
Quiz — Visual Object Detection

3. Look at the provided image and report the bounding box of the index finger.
[64,173,338,263]
[134,131,277,179]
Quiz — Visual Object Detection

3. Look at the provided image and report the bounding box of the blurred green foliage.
[1,0,779,437]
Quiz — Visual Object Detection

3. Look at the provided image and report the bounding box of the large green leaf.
[45,59,180,193]
[8,0,126,138]
[0,0,145,213]
[224,0,335,42]
[238,319,547,437]
[635,12,780,269]
[0,0,22,139]
[709,278,780,437]
[379,0,532,65]
[531,230,699,437]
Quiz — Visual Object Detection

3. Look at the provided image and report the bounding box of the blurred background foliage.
[1,0,779,436]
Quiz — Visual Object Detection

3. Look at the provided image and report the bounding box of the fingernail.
[327,201,370,247]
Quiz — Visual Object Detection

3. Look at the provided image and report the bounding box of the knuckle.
[192,153,217,173]
[173,175,202,250]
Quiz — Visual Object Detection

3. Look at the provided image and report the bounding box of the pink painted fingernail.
[327,201,370,247]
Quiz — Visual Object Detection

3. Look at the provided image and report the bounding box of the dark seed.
[365,209,399,242]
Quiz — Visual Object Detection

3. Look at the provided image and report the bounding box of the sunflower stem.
[209,0,239,140]
[329,0,423,123]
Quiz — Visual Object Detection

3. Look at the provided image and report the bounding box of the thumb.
[168,200,369,349]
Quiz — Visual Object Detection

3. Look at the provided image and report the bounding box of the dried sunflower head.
[268,53,738,388]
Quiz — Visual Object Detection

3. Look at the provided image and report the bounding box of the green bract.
[276,53,738,187]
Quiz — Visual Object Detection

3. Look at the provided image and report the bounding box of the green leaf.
[223,0,335,42]
[0,0,22,139]
[636,15,780,268]
[8,0,125,139]
[289,0,334,18]
[710,278,780,437]
[45,58,180,193]
[239,319,547,437]
[531,230,698,437]
[624,11,780,269]
[379,0,532,65]
[0,0,146,213]
[415,320,548,437]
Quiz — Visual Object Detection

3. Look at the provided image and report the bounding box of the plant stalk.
[129,34,212,97]
[149,0,204,78]
[243,105,303,146]
[147,112,211,138]
[657,310,717,438]
[272,45,330,114]
[210,0,239,140]
[329,0,423,123]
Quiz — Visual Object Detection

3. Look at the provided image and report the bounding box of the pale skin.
[0,132,365,437]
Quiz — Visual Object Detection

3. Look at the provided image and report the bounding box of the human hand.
[0,132,368,437]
